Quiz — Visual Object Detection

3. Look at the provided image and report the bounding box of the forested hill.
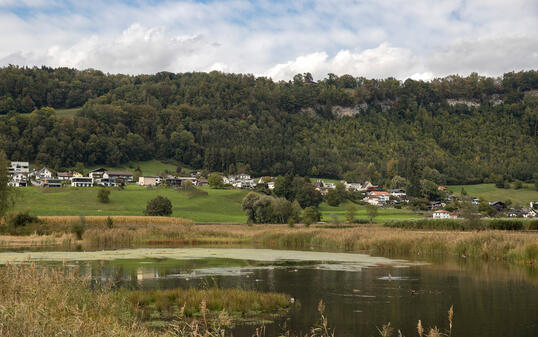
[0,66,537,185]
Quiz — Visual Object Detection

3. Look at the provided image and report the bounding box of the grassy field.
[14,185,249,223]
[88,159,184,176]
[13,185,420,223]
[448,183,538,206]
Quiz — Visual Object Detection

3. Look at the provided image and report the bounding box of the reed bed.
[40,215,193,228]
[128,288,290,321]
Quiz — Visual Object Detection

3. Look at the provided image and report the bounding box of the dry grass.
[40,215,193,228]
[0,263,152,337]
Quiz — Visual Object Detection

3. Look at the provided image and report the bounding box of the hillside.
[1,67,537,185]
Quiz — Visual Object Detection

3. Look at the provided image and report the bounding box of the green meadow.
[88,160,183,176]
[13,185,420,223]
[448,183,538,206]
[14,185,248,223]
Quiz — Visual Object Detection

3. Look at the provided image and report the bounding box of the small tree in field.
[144,196,172,216]
[303,206,321,227]
[365,204,378,223]
[97,188,110,203]
[345,204,356,224]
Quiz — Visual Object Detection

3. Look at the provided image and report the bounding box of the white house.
[71,177,93,187]
[344,182,363,191]
[89,168,108,180]
[8,161,29,176]
[103,171,133,183]
[432,210,456,219]
[8,173,28,187]
[389,189,407,198]
[57,171,73,181]
[138,176,159,186]
[267,182,275,190]
[32,167,53,182]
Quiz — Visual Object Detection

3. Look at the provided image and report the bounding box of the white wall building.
[71,177,93,187]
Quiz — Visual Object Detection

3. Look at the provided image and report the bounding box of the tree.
[303,206,321,226]
[144,196,173,216]
[176,165,182,175]
[0,151,16,218]
[389,175,408,189]
[365,204,378,223]
[208,173,224,189]
[345,204,356,224]
[97,188,110,203]
[326,189,340,207]
[133,167,142,183]
[459,197,481,229]
[242,192,261,223]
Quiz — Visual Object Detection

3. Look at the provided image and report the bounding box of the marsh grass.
[128,288,290,322]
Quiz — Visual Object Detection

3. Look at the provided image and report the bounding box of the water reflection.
[47,255,538,337]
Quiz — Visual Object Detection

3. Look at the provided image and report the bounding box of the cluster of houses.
[7,161,212,188]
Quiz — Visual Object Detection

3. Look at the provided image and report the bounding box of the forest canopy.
[0,65,537,184]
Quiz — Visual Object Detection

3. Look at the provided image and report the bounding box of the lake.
[1,247,537,336]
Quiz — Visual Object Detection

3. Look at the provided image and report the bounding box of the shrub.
[106,216,114,229]
[97,188,111,203]
[526,220,538,230]
[144,196,173,216]
[71,216,86,240]
[7,210,40,228]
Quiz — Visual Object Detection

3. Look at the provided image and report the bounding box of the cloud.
[266,43,422,80]
[0,1,536,80]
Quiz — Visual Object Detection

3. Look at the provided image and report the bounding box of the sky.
[0,0,536,81]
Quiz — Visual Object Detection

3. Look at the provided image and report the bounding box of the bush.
[144,196,173,216]
[526,220,538,230]
[97,188,110,203]
[385,219,472,230]
[7,211,40,228]
[71,216,86,240]
[105,216,114,229]
[0,211,45,235]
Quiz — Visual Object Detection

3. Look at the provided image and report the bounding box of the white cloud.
[0,0,536,80]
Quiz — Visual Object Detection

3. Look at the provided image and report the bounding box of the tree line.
[0,66,537,185]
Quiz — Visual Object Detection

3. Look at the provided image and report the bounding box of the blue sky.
[0,0,536,80]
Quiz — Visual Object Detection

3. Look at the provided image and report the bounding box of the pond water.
[1,248,537,337]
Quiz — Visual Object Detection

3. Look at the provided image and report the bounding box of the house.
[366,185,384,192]
[138,176,159,186]
[429,201,443,210]
[489,201,506,211]
[438,186,447,191]
[507,208,522,217]
[164,176,182,187]
[344,182,363,191]
[42,178,62,188]
[57,171,73,181]
[97,178,117,187]
[432,209,456,219]
[530,201,538,210]
[364,191,390,206]
[89,168,108,180]
[32,167,53,181]
[8,173,28,187]
[71,177,93,187]
[389,189,407,198]
[8,161,29,176]
[522,208,536,218]
[471,197,480,205]
[72,171,84,178]
[267,181,275,190]
[103,171,133,183]
[196,178,209,186]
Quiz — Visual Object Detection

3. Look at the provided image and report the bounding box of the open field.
[14,185,249,223]
[88,159,184,176]
[13,185,421,223]
[448,183,538,205]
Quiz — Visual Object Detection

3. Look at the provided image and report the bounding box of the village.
[6,160,537,219]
